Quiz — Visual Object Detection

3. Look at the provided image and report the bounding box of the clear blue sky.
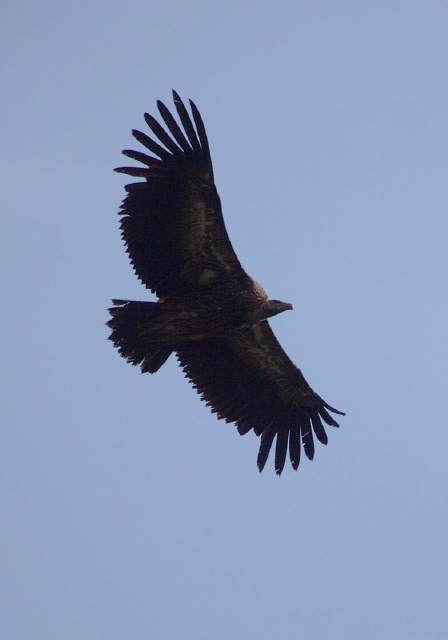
[2,1,448,638]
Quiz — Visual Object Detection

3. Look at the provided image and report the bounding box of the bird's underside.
[108,90,344,474]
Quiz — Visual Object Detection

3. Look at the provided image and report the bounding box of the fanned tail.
[107,300,173,373]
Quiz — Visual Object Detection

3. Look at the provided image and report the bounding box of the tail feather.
[107,300,173,373]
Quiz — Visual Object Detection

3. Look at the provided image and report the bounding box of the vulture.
[108,90,344,474]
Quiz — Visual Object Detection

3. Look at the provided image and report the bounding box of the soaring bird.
[108,91,344,474]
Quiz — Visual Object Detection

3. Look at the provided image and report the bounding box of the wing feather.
[189,99,211,159]
[131,129,172,160]
[288,422,301,470]
[122,149,162,166]
[172,91,202,153]
[176,321,344,474]
[300,417,315,460]
[257,425,277,473]
[274,417,289,475]
[311,413,328,445]
[156,99,194,153]
[115,91,249,297]
[143,112,183,155]
[115,166,152,178]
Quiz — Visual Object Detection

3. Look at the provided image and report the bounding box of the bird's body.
[108,91,344,474]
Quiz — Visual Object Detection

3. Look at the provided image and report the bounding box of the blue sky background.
[2,1,448,638]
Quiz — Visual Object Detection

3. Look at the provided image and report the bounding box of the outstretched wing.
[116,90,251,298]
[176,321,344,475]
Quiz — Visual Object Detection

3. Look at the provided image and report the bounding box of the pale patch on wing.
[198,268,216,284]
[246,324,288,379]
[187,197,238,279]
[195,200,210,237]
[243,324,313,405]
[252,323,264,343]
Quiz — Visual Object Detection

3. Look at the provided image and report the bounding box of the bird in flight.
[108,91,344,474]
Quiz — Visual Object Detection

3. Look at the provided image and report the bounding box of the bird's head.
[264,299,294,319]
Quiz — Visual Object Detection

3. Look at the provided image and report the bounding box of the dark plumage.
[108,91,344,474]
